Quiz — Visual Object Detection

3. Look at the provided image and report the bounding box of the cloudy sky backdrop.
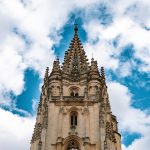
[0,0,150,149]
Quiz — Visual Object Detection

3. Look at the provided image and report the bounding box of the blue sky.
[0,0,150,150]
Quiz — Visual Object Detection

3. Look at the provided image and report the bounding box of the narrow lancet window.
[70,112,78,126]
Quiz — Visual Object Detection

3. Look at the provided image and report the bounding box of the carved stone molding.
[31,123,42,143]
[106,122,116,143]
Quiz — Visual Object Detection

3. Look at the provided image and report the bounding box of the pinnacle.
[44,67,49,78]
[101,67,106,85]
[101,67,105,77]
[91,57,94,62]
[44,67,49,85]
[52,58,61,72]
[56,55,59,61]
[89,58,100,79]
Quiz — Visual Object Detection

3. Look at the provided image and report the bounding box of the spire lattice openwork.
[62,24,89,81]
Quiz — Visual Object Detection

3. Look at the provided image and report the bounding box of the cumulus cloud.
[0,0,149,106]
[82,5,150,150]
[0,0,61,105]
[108,82,150,150]
[0,33,26,105]
[82,0,150,77]
[0,0,106,106]
[122,135,150,150]
[0,0,150,150]
[0,108,35,150]
[83,16,150,74]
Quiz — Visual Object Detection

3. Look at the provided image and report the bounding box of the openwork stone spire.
[62,24,89,81]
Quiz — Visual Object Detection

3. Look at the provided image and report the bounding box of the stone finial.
[52,58,61,73]
[74,23,78,35]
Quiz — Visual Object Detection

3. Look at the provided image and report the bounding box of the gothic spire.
[62,24,89,81]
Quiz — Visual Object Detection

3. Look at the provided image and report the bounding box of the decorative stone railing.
[63,96,84,101]
[51,96,84,101]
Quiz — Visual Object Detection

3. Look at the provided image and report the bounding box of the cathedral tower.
[30,25,122,150]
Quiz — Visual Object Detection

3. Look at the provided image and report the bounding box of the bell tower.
[30,25,122,150]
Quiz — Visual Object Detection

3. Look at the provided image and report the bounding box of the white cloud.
[32,98,38,113]
[0,0,150,149]
[0,0,149,105]
[0,108,35,150]
[108,82,150,133]
[122,135,150,150]
[84,39,119,71]
[108,82,150,150]
[116,61,133,77]
[83,16,150,73]
[112,0,150,25]
[82,7,150,149]
[0,0,105,105]
[82,0,150,75]
[0,33,26,105]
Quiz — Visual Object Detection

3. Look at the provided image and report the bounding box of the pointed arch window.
[70,112,78,126]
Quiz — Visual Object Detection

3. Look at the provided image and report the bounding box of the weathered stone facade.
[30,25,122,150]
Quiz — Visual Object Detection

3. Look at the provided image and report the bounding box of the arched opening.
[62,135,83,150]
[67,140,80,150]
[75,93,78,97]
[71,92,74,97]
[70,87,79,97]
[70,112,78,127]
